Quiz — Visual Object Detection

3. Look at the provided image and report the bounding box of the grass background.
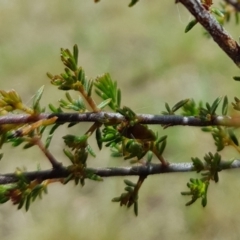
[1,0,240,239]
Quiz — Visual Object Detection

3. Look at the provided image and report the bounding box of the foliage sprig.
[181,152,222,207]
[1,0,240,215]
[1,43,240,214]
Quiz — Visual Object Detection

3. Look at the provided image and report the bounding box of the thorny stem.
[178,0,240,67]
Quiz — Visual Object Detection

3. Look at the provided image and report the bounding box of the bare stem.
[178,0,240,67]
[33,137,62,169]
[78,85,100,112]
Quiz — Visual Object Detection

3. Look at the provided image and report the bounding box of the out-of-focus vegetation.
[1,0,240,239]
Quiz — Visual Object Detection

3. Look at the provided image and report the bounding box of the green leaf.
[86,170,103,181]
[158,139,167,155]
[73,44,79,65]
[86,145,96,157]
[63,148,74,163]
[134,201,138,216]
[17,197,25,210]
[80,178,85,186]
[48,103,63,113]
[85,79,94,97]
[124,179,136,187]
[128,0,139,7]
[25,194,32,211]
[63,173,73,184]
[233,76,240,81]
[165,103,171,113]
[65,92,73,103]
[23,142,35,149]
[206,102,211,112]
[211,8,224,18]
[146,151,153,163]
[112,197,121,202]
[97,98,112,109]
[77,68,86,83]
[185,19,198,33]
[222,96,228,115]
[117,89,121,108]
[210,97,222,115]
[201,194,207,207]
[235,12,239,24]
[74,177,80,185]
[61,48,77,71]
[95,89,109,100]
[201,127,212,132]
[32,85,45,112]
[11,138,25,147]
[201,182,209,207]
[155,135,167,144]
[0,196,9,204]
[228,129,239,146]
[95,128,102,150]
[94,73,120,110]
[45,124,61,149]
[172,99,189,113]
[63,134,88,148]
[124,186,134,192]
[191,157,204,173]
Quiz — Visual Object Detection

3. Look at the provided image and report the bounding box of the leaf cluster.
[181,152,222,206]
[0,170,48,211]
[112,178,142,216]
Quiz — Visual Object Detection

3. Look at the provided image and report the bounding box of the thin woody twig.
[33,137,62,169]
[1,113,240,127]
[0,159,239,185]
[178,0,240,67]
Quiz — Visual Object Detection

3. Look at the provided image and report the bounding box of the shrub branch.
[178,0,240,67]
[1,113,240,127]
[0,159,239,185]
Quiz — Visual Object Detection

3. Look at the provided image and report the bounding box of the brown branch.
[1,112,240,127]
[178,0,240,67]
[33,137,62,169]
[78,85,100,112]
[0,159,239,184]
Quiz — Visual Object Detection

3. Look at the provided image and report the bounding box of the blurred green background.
[1,0,240,239]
